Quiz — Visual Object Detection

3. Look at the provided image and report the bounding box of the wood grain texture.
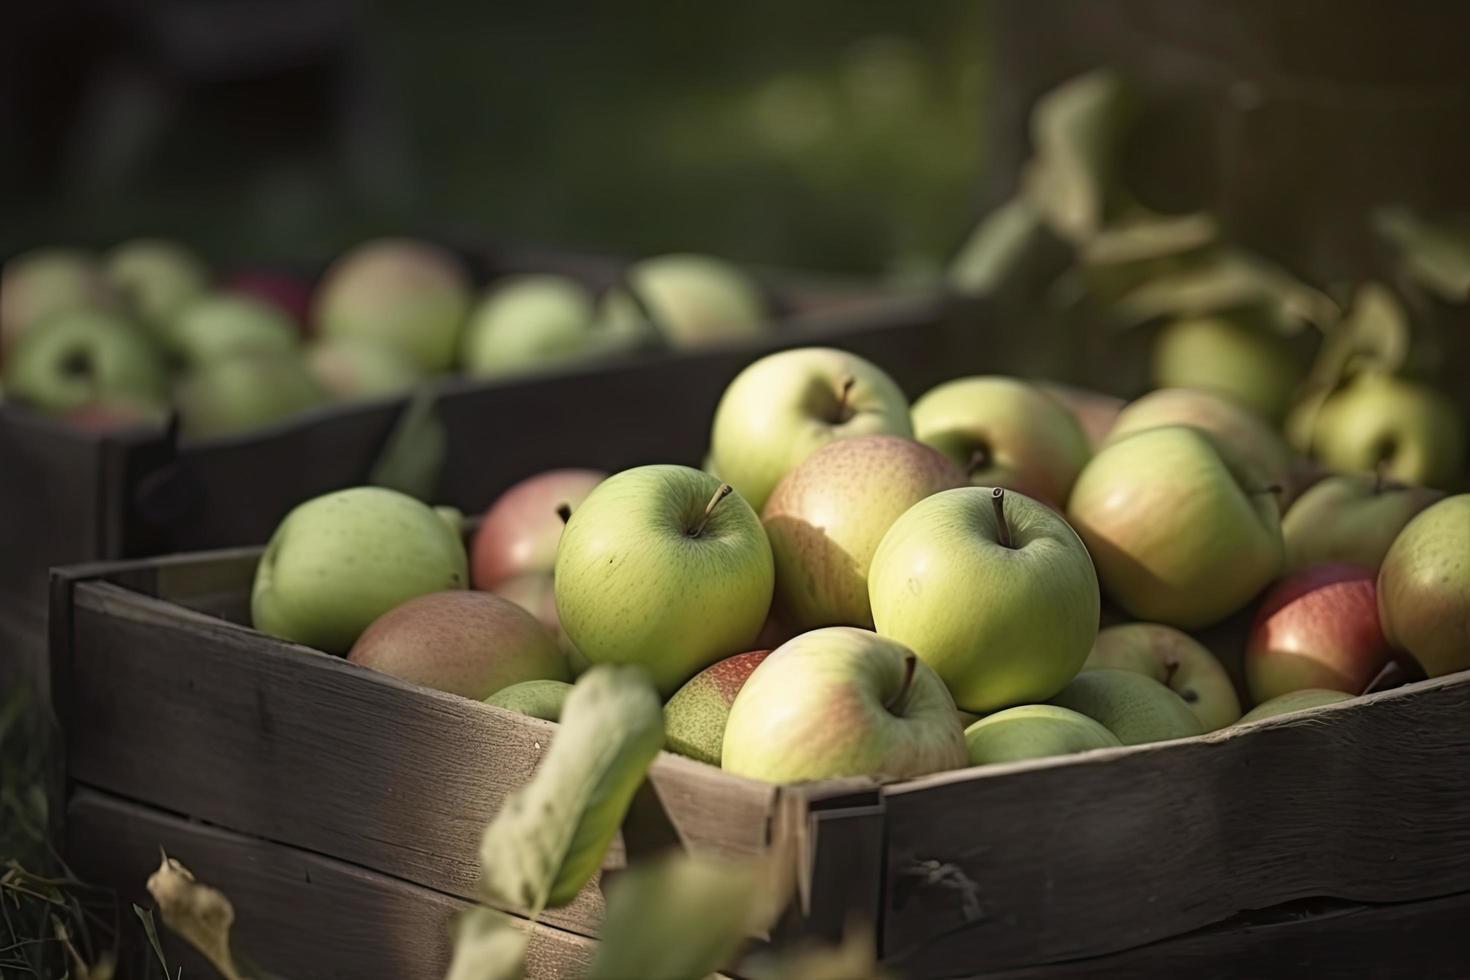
[68,788,596,980]
[882,670,1470,973]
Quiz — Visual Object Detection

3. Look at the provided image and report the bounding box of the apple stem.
[832,375,857,423]
[884,653,918,714]
[991,487,1013,549]
[1250,484,1285,498]
[1163,659,1180,689]
[689,483,734,537]
[968,442,993,475]
[555,503,573,525]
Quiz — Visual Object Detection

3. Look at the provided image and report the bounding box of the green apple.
[1049,668,1203,745]
[1106,387,1295,498]
[1,248,111,353]
[1067,426,1284,629]
[1282,473,1442,572]
[708,347,912,512]
[485,679,574,721]
[721,627,967,783]
[306,336,421,400]
[348,591,566,699]
[251,486,469,654]
[963,704,1121,765]
[911,376,1092,507]
[1308,372,1465,489]
[663,649,771,765]
[2,309,166,414]
[554,465,774,695]
[869,486,1099,713]
[599,253,767,349]
[1236,688,1353,724]
[762,434,966,631]
[1152,313,1304,422]
[461,274,604,377]
[1377,494,1470,677]
[176,352,328,438]
[169,293,299,365]
[105,238,209,332]
[1085,622,1241,731]
[315,238,471,372]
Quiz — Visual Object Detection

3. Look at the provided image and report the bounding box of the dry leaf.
[146,854,246,980]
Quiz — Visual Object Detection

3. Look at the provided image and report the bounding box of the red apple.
[1245,563,1391,704]
[470,469,606,590]
[223,269,314,332]
[662,649,772,765]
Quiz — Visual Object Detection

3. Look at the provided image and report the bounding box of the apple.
[599,253,767,349]
[1377,494,1470,677]
[910,376,1092,506]
[104,238,209,332]
[168,293,299,365]
[1037,382,1124,450]
[721,627,967,782]
[348,591,567,699]
[1236,688,1354,724]
[222,268,313,329]
[1085,623,1241,731]
[1246,564,1390,704]
[2,309,166,414]
[1048,668,1203,745]
[663,649,771,765]
[1067,425,1284,629]
[1,248,111,353]
[176,352,328,438]
[554,465,774,695]
[461,275,606,377]
[485,679,574,721]
[708,347,912,512]
[314,238,471,372]
[1308,372,1466,489]
[471,468,606,590]
[62,399,168,432]
[490,573,589,675]
[1151,313,1304,422]
[963,704,1120,765]
[1281,473,1442,572]
[869,486,1099,713]
[251,486,469,654]
[762,435,966,631]
[306,336,421,400]
[1106,387,1295,498]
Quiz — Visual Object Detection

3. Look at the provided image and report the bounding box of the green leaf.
[741,926,891,980]
[1308,281,1411,388]
[444,908,529,980]
[133,904,172,977]
[1021,70,1136,241]
[146,855,248,980]
[478,665,664,913]
[1375,207,1470,302]
[1080,211,1217,267]
[368,385,447,501]
[946,197,1049,296]
[1106,249,1338,332]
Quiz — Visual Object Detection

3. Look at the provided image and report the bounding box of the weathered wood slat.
[68,788,596,980]
[881,670,1470,973]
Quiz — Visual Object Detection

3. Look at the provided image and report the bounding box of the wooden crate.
[50,549,1470,978]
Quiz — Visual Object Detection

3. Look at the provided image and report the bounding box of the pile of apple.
[0,238,769,437]
[247,345,1470,784]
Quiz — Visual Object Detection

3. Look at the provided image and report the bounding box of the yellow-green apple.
[721,627,966,782]
[176,352,328,438]
[869,486,1099,713]
[1085,623,1241,730]
[663,649,771,765]
[314,238,471,372]
[708,348,912,512]
[461,275,606,377]
[251,486,468,654]
[1377,495,1470,676]
[471,469,606,590]
[1068,426,1284,628]
[306,336,421,400]
[1,248,111,353]
[1037,382,1124,449]
[1308,372,1465,489]
[963,704,1120,765]
[1152,313,1304,422]
[599,253,767,349]
[2,309,166,414]
[761,435,966,630]
[1245,564,1390,703]
[1282,473,1442,572]
[1048,668,1203,745]
[1236,688,1353,724]
[104,238,209,332]
[554,465,773,695]
[911,376,1091,506]
[348,591,567,699]
[1106,387,1295,498]
[485,679,574,721]
[168,293,299,364]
